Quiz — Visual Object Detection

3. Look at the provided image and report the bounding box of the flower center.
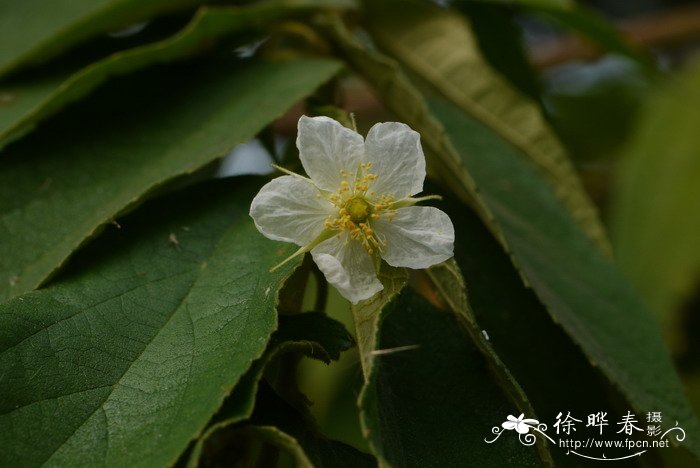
[322,163,400,255]
[345,197,371,224]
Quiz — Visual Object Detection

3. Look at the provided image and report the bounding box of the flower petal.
[250,175,332,246]
[364,122,426,198]
[297,115,365,191]
[374,206,454,269]
[311,233,383,304]
[515,423,531,434]
[502,421,517,430]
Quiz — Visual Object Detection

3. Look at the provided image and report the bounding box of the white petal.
[502,422,517,430]
[374,206,454,269]
[311,233,383,304]
[297,115,365,191]
[249,175,333,246]
[516,423,531,434]
[364,122,426,198]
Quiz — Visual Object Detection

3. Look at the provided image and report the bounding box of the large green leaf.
[0,177,301,467]
[363,0,610,254]
[323,18,700,459]
[358,285,542,467]
[0,56,340,301]
[0,1,351,151]
[443,196,643,466]
[611,62,700,348]
[0,0,208,77]
[431,97,700,459]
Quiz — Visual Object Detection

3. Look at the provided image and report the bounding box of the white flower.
[502,414,539,434]
[249,115,454,304]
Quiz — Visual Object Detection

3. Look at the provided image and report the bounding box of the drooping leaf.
[206,310,357,432]
[0,177,302,467]
[186,310,360,467]
[0,0,207,77]
[275,312,356,363]
[363,0,610,253]
[357,285,542,467]
[323,19,700,459]
[191,383,376,468]
[430,96,700,459]
[201,425,316,467]
[0,56,340,301]
[0,1,352,150]
[442,195,645,466]
[424,260,555,466]
[611,62,700,350]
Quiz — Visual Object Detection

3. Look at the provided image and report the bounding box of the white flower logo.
[502,414,540,435]
[249,115,454,303]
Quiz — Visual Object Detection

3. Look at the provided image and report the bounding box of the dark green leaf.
[0,56,340,301]
[207,310,356,431]
[443,196,643,466]
[358,285,542,467]
[187,314,368,468]
[192,383,376,468]
[431,96,700,459]
[0,1,352,150]
[0,0,206,76]
[0,177,302,467]
[276,312,355,363]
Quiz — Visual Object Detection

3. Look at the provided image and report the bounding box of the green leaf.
[357,285,542,467]
[442,195,645,466]
[431,97,700,459]
[187,313,369,468]
[206,310,357,432]
[192,383,376,468]
[0,0,208,77]
[275,312,356,363]
[0,1,352,150]
[0,56,340,301]
[205,425,315,467]
[363,0,611,254]
[0,177,302,467]
[611,62,700,347]
[323,19,700,460]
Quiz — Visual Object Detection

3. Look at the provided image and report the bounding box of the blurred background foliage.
[2,0,700,466]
